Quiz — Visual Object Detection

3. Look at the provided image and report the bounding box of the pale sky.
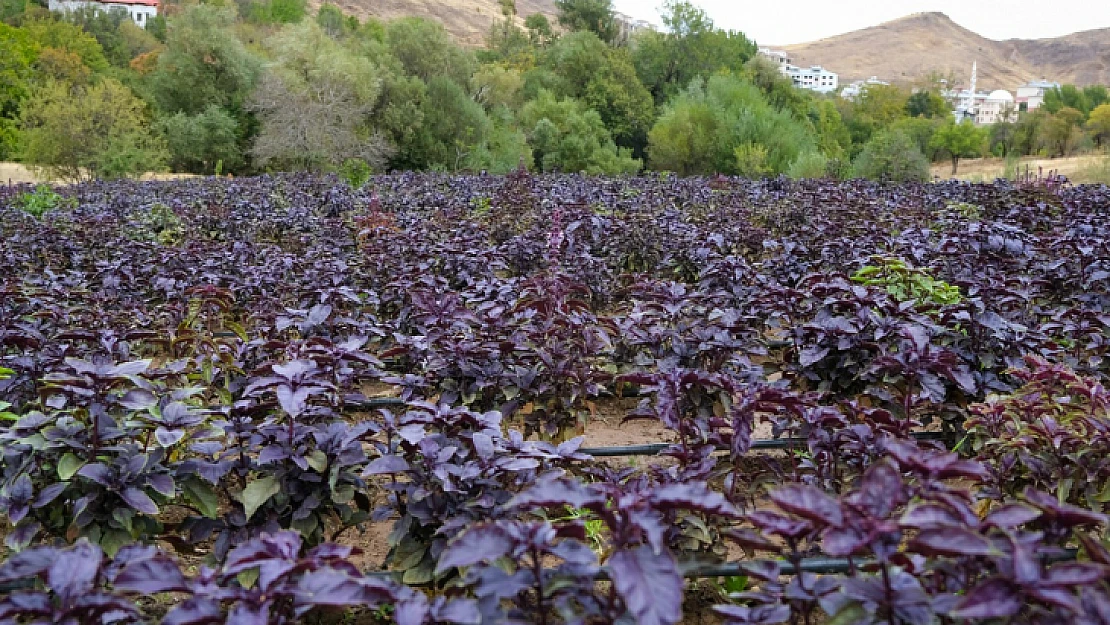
[611,0,1110,45]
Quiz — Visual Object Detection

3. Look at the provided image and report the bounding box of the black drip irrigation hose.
[361,548,1080,585]
[579,431,952,457]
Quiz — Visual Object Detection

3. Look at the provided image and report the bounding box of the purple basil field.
[1,170,1109,625]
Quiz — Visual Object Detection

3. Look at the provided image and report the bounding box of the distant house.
[952,89,1017,125]
[976,90,1017,125]
[757,48,793,66]
[840,76,889,99]
[48,0,157,27]
[781,64,838,93]
[1015,79,1060,112]
[613,12,654,41]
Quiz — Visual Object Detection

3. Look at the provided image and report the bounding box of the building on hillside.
[48,0,157,26]
[1016,79,1060,112]
[781,64,839,93]
[757,48,793,66]
[613,12,654,41]
[840,76,889,99]
[976,90,1017,125]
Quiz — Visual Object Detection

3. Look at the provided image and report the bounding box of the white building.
[1016,79,1060,112]
[976,90,1016,125]
[781,64,839,93]
[757,48,793,66]
[840,76,889,99]
[613,12,654,41]
[48,0,157,27]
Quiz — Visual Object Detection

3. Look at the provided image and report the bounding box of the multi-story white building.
[781,64,838,93]
[1016,79,1060,112]
[757,48,793,66]
[48,0,157,27]
[840,77,890,99]
[976,90,1017,125]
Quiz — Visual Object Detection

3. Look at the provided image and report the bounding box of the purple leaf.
[48,541,102,603]
[608,546,683,625]
[121,487,159,515]
[0,546,58,581]
[983,504,1041,529]
[769,485,843,527]
[107,359,152,377]
[950,579,1021,620]
[162,598,224,625]
[277,385,312,418]
[114,555,189,593]
[910,527,994,557]
[436,525,515,574]
[77,463,114,486]
[363,455,411,475]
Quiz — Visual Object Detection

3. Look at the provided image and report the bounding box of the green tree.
[316,3,347,38]
[1037,107,1085,156]
[1083,85,1108,111]
[249,21,389,171]
[1086,103,1110,148]
[905,89,949,118]
[158,104,242,174]
[373,73,426,168]
[539,31,654,151]
[807,98,852,161]
[33,47,92,85]
[988,118,1017,157]
[465,109,532,173]
[0,23,35,115]
[22,18,108,72]
[147,5,261,115]
[929,119,985,174]
[890,116,942,161]
[0,23,36,158]
[631,1,757,105]
[19,78,168,181]
[555,0,617,43]
[1013,108,1049,155]
[385,17,476,85]
[1,0,26,22]
[647,74,815,176]
[268,0,306,23]
[838,83,910,150]
[521,90,639,174]
[473,64,525,111]
[1043,85,1091,116]
[851,130,930,183]
[744,56,812,120]
[524,13,555,47]
[407,77,491,170]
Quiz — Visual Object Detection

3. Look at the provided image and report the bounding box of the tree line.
[1,0,1109,182]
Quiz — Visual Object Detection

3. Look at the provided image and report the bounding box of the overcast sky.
[610,0,1110,45]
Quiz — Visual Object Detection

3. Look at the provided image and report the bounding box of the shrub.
[787,151,829,179]
[338,158,373,189]
[14,184,73,218]
[851,130,931,183]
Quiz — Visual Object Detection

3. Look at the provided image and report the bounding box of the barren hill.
[781,12,1110,90]
[309,0,559,46]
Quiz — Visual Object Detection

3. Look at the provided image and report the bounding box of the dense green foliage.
[0,0,1107,180]
[648,75,818,176]
[851,130,931,183]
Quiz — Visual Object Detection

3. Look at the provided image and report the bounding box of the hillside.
[781,12,1110,90]
[307,0,559,45]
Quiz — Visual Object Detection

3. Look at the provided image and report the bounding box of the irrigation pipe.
[578,431,952,457]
